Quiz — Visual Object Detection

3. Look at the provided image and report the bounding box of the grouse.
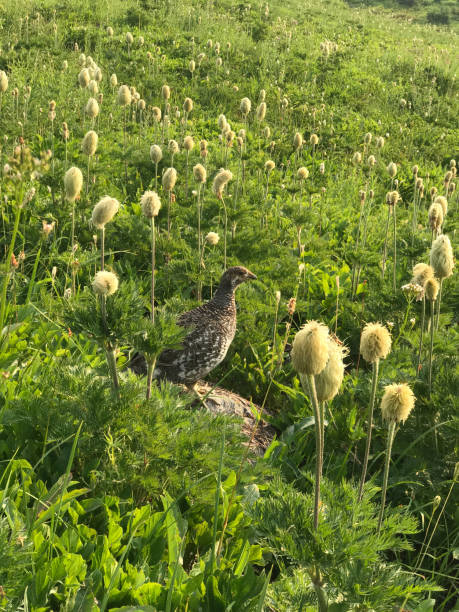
[132,266,256,386]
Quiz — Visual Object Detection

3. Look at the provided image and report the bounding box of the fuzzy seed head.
[126,32,134,44]
[364,132,372,145]
[387,161,397,178]
[293,132,303,150]
[368,155,376,167]
[263,126,271,139]
[352,151,362,165]
[240,97,251,116]
[218,114,227,131]
[91,196,120,228]
[380,383,415,424]
[161,84,171,100]
[183,135,194,151]
[110,74,118,87]
[265,160,275,173]
[78,68,90,88]
[212,168,233,198]
[360,322,392,363]
[150,144,162,164]
[64,166,83,202]
[256,102,266,122]
[92,271,119,296]
[117,84,131,106]
[85,97,99,118]
[0,71,8,93]
[310,133,319,146]
[411,263,434,287]
[424,277,439,301]
[168,140,179,155]
[292,320,329,376]
[297,166,309,180]
[82,130,98,156]
[141,190,161,218]
[428,203,443,232]
[311,335,347,402]
[206,231,219,245]
[152,106,161,122]
[434,195,447,216]
[376,136,385,148]
[193,163,207,183]
[430,234,454,280]
[162,167,177,192]
[183,97,193,113]
[189,60,195,72]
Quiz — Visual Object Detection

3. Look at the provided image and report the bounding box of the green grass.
[0,0,457,609]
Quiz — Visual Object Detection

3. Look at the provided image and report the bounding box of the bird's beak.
[246,270,257,280]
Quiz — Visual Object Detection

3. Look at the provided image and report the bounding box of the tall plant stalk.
[358,359,380,501]
[377,421,396,532]
[416,296,426,376]
[0,203,22,329]
[428,299,435,398]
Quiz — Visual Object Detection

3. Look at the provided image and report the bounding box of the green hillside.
[0,0,457,610]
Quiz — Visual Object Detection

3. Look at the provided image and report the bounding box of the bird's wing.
[177,304,208,327]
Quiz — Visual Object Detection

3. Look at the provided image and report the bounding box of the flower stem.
[358,358,379,502]
[377,420,396,533]
[416,296,425,377]
[428,299,435,399]
[306,374,322,531]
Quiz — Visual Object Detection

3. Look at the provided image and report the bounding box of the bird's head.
[220,266,257,291]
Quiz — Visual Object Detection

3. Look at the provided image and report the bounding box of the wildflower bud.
[433,495,441,510]
[360,322,391,363]
[387,162,397,178]
[126,32,134,45]
[275,290,281,303]
[78,68,90,88]
[411,263,433,286]
[183,135,194,151]
[380,383,415,424]
[193,163,207,183]
[352,151,362,165]
[107,26,114,36]
[148,145,162,165]
[82,130,98,156]
[91,196,120,228]
[64,166,83,202]
[428,203,443,232]
[141,190,161,218]
[0,71,9,93]
[256,102,266,122]
[310,133,319,146]
[287,297,296,315]
[240,97,251,116]
[433,195,447,216]
[183,97,193,113]
[430,234,454,280]
[291,320,329,376]
[368,155,376,167]
[110,74,118,88]
[364,132,372,145]
[189,60,195,73]
[297,166,309,180]
[117,84,131,106]
[85,97,99,119]
[376,136,385,148]
[206,231,219,245]
[313,335,347,402]
[424,277,439,301]
[263,126,271,139]
[212,168,233,198]
[293,132,303,150]
[162,167,177,192]
[412,164,419,176]
[92,270,119,296]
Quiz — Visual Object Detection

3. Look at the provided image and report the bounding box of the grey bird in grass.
[131,266,257,388]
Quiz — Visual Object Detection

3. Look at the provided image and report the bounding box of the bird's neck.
[213,279,236,308]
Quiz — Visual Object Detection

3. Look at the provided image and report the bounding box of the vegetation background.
[0,0,457,610]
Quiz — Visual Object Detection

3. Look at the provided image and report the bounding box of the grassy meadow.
[0,0,457,609]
